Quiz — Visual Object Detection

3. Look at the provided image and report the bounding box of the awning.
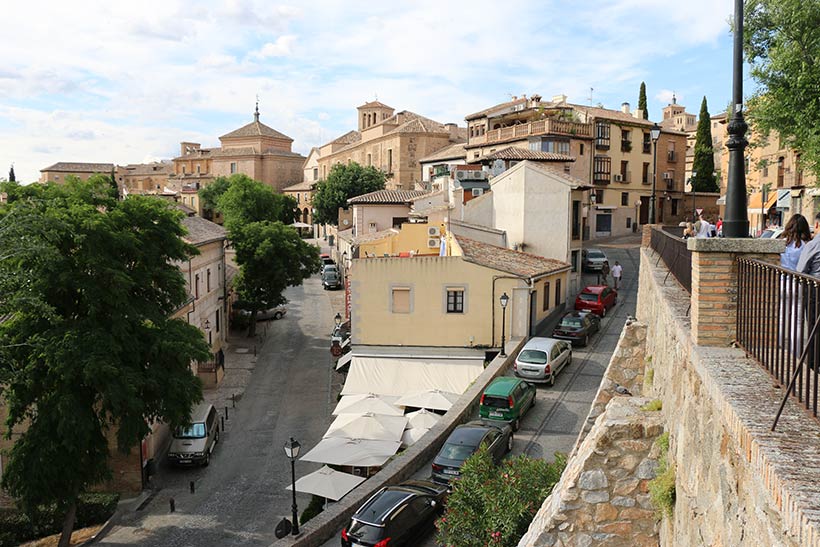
[395,389,460,411]
[341,357,485,398]
[324,413,408,442]
[333,394,404,416]
[285,466,365,501]
[748,191,778,210]
[300,437,401,467]
[401,427,430,447]
[405,408,441,429]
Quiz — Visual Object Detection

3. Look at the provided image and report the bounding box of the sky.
[1,0,749,183]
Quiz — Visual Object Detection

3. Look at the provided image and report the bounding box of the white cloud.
[656,90,681,106]
[252,36,297,59]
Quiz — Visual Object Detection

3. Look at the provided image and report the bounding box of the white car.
[513,337,572,386]
[237,307,286,321]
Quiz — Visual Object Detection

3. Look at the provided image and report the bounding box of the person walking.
[600,260,611,286]
[779,214,812,355]
[796,212,820,369]
[611,261,623,290]
[694,214,712,238]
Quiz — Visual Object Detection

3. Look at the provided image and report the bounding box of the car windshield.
[560,317,583,327]
[439,443,476,461]
[482,395,509,409]
[588,251,605,259]
[347,520,383,541]
[579,293,599,302]
[174,423,206,439]
[518,349,548,364]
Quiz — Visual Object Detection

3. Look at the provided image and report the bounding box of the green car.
[479,377,536,431]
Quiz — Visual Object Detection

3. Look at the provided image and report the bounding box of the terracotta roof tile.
[571,104,655,127]
[466,97,529,121]
[476,146,575,163]
[121,162,174,175]
[347,189,427,205]
[282,181,316,192]
[418,143,467,163]
[41,162,114,173]
[180,216,226,246]
[220,119,293,141]
[455,235,571,278]
[358,100,393,110]
[329,130,362,145]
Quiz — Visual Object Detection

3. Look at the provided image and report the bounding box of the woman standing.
[779,214,812,354]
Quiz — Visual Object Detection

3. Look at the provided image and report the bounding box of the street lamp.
[689,171,697,221]
[284,437,301,536]
[649,123,661,224]
[499,292,510,357]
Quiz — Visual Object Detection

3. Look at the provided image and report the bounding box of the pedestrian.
[779,214,812,354]
[716,217,723,237]
[601,260,611,286]
[611,261,623,290]
[694,214,712,238]
[683,222,695,239]
[796,212,820,369]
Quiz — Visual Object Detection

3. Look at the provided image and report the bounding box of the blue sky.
[1,0,748,183]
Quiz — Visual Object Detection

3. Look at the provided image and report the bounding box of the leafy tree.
[312,162,386,225]
[638,81,649,119]
[691,97,718,192]
[8,165,15,182]
[745,0,820,178]
[197,175,233,212]
[215,174,297,230]
[436,447,566,547]
[0,178,209,547]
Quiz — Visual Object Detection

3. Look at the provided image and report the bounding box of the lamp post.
[499,292,509,357]
[284,437,301,535]
[689,171,697,221]
[649,123,661,224]
[723,0,750,238]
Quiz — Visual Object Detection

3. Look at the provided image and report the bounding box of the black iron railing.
[649,226,691,294]
[737,258,820,424]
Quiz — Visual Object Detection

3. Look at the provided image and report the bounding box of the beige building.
[318,101,466,190]
[39,162,114,183]
[283,180,316,225]
[117,162,175,194]
[303,147,321,184]
[346,189,427,237]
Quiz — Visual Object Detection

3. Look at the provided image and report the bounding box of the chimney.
[552,94,568,105]
[180,142,200,156]
[634,109,645,120]
[621,102,631,114]
[445,123,460,141]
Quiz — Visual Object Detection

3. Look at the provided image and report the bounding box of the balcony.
[593,172,611,185]
[469,118,592,146]
[595,138,610,150]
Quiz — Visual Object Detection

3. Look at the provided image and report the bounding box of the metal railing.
[737,258,820,424]
[649,226,692,294]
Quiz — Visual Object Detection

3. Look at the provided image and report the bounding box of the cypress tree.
[691,96,718,192]
[8,165,15,182]
[638,82,649,120]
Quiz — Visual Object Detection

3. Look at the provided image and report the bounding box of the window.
[387,149,393,173]
[196,164,201,175]
[543,281,550,311]
[620,160,628,182]
[595,189,604,204]
[579,143,584,156]
[595,121,611,149]
[216,310,220,332]
[621,192,629,206]
[626,217,632,228]
[572,200,581,240]
[555,279,562,305]
[596,213,612,232]
[230,162,237,174]
[313,167,318,180]
[296,193,300,203]
[194,273,199,299]
[367,153,372,166]
[182,166,186,174]
[671,199,679,216]
[531,138,570,155]
[207,269,211,292]
[642,162,650,184]
[571,250,579,273]
[474,152,480,159]
[446,288,464,314]
[391,288,411,313]
[593,156,611,184]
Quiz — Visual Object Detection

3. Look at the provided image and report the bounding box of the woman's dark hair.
[783,214,812,247]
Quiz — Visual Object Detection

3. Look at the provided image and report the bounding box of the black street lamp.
[690,171,697,221]
[283,437,301,535]
[649,123,661,224]
[499,292,510,357]
[723,0,750,238]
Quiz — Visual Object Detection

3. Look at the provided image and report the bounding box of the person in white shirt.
[694,215,712,238]
[611,261,623,289]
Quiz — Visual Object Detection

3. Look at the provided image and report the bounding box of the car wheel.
[601,307,606,317]
[273,311,283,320]
[506,434,514,453]
[549,373,555,387]
[215,430,220,443]
[204,452,210,467]
[512,418,520,432]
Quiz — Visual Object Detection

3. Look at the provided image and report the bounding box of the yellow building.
[39,162,115,183]
[283,180,316,225]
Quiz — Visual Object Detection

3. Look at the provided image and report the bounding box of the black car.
[431,420,513,486]
[323,269,342,290]
[341,480,448,547]
[552,310,601,346]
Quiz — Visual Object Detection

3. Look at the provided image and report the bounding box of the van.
[479,377,536,431]
[167,403,219,466]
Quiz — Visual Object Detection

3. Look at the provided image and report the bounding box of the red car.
[575,285,617,317]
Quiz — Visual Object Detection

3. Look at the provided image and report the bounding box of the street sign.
[696,208,703,216]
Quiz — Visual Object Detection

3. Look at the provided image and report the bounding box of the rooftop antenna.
[588,87,594,105]
[254,94,260,122]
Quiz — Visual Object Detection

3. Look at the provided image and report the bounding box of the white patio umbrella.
[324,412,407,442]
[284,465,365,501]
[291,221,312,228]
[405,408,441,429]
[401,427,430,447]
[395,389,460,411]
[300,437,401,467]
[333,393,404,416]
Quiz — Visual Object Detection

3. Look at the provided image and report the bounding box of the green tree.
[197,175,233,212]
[0,178,209,547]
[691,97,718,192]
[436,447,566,547]
[312,162,386,225]
[215,174,297,230]
[745,0,820,177]
[638,81,649,119]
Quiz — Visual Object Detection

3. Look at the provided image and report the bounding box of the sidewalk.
[203,329,266,412]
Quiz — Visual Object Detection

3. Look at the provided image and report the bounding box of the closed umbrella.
[300,437,401,467]
[333,393,404,416]
[395,389,460,411]
[405,408,440,429]
[401,427,430,447]
[285,465,365,501]
[325,412,407,442]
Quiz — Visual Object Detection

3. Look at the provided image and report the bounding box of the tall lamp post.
[723,0,750,238]
[499,292,509,357]
[284,437,301,535]
[690,171,697,221]
[648,123,661,224]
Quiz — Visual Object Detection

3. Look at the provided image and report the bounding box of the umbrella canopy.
[333,393,404,416]
[325,412,407,442]
[291,221,312,228]
[285,465,365,501]
[334,352,354,371]
[300,437,401,467]
[405,408,441,429]
[395,389,460,411]
[401,427,430,447]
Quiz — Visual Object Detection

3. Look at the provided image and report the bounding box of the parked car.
[341,480,448,547]
[237,306,286,321]
[479,376,536,431]
[582,248,608,271]
[513,337,572,386]
[322,263,339,275]
[320,253,335,266]
[167,403,219,466]
[552,310,601,346]
[322,269,342,290]
[760,227,784,239]
[431,420,513,486]
[575,285,617,317]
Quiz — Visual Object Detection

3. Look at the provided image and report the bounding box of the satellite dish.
[275,517,293,539]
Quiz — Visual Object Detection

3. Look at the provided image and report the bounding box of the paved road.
[99,273,337,547]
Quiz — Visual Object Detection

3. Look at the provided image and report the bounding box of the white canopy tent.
[284,465,365,501]
[341,357,484,398]
[333,393,404,416]
[395,389,460,411]
[324,413,407,442]
[401,427,430,447]
[300,437,402,467]
[405,408,441,429]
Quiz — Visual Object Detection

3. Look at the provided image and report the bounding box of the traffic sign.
[696,208,703,216]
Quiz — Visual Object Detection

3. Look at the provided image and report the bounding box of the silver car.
[582,248,608,271]
[167,403,219,466]
[513,337,572,386]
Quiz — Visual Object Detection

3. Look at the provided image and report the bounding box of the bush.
[300,494,325,525]
[640,399,662,412]
[436,447,566,547]
[648,432,675,517]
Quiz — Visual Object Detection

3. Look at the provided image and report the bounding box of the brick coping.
[686,236,785,253]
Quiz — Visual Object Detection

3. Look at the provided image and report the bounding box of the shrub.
[300,494,324,525]
[436,447,566,547]
[640,399,662,411]
[648,432,675,517]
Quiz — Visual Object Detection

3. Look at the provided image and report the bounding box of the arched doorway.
[303,208,310,223]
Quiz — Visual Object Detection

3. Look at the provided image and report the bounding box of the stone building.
[283,180,316,225]
[117,161,174,193]
[317,100,466,190]
[39,161,115,183]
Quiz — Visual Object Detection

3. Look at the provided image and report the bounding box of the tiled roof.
[173,202,197,216]
[476,146,575,163]
[455,235,571,278]
[41,162,114,173]
[418,143,467,163]
[329,130,362,145]
[282,181,316,192]
[173,148,215,161]
[571,104,655,127]
[352,228,399,244]
[358,100,393,110]
[348,189,427,205]
[121,162,174,175]
[465,97,529,121]
[180,216,226,246]
[220,119,293,141]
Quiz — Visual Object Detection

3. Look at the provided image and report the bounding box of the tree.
[215,174,297,230]
[0,178,210,547]
[638,82,649,120]
[745,0,820,178]
[312,162,386,225]
[691,96,718,192]
[197,175,233,212]
[436,447,566,547]
[8,165,15,182]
